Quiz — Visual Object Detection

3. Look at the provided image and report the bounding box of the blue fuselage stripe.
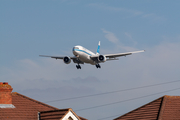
[74,49,92,56]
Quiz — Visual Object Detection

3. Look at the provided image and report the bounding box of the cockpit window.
[73,47,79,51]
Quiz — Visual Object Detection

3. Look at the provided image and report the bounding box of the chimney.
[0,82,14,108]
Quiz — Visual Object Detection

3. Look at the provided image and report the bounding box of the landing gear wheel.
[76,65,81,69]
[96,64,101,68]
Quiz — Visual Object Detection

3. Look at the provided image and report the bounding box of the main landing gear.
[76,64,101,69]
[96,64,101,68]
[76,64,81,69]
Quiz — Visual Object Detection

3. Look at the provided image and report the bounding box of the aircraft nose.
[73,47,77,55]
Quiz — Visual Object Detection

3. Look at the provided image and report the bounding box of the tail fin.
[96,41,100,55]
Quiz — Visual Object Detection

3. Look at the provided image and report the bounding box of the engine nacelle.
[63,56,71,64]
[98,55,106,62]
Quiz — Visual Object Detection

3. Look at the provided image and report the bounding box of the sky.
[1,0,180,119]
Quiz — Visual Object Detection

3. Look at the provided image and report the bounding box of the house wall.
[62,111,80,120]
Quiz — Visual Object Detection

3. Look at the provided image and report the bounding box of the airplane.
[39,41,144,69]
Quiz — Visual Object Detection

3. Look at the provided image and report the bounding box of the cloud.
[101,29,119,44]
[101,29,138,52]
[89,3,165,22]
[124,32,132,40]
[3,41,180,91]
[65,76,101,84]
[89,3,143,17]
[124,32,137,46]
[2,40,180,120]
[142,13,165,22]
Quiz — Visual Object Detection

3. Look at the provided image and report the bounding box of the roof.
[0,92,58,120]
[158,95,180,120]
[0,92,87,120]
[114,95,180,120]
[40,108,88,120]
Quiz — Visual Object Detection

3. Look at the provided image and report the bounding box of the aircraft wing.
[39,55,77,59]
[39,55,84,64]
[105,50,145,58]
[90,50,145,61]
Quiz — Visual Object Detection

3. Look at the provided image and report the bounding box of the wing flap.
[90,50,144,59]
[106,58,119,61]
[105,50,145,58]
[39,55,77,59]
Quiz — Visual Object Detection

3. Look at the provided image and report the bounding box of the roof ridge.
[69,108,82,120]
[79,116,88,120]
[60,108,71,120]
[40,108,71,113]
[114,96,164,120]
[164,95,180,98]
[157,95,172,120]
[40,108,87,120]
[12,92,58,110]
[156,95,166,120]
[49,108,82,120]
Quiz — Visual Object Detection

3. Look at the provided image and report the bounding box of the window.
[73,47,79,51]
[68,116,73,120]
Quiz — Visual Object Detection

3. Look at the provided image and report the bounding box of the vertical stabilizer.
[96,41,100,55]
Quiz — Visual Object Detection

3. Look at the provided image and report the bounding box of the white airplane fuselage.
[73,45,97,65]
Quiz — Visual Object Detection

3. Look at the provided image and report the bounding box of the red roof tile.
[114,97,163,120]
[114,95,180,120]
[158,95,180,120]
[40,108,71,120]
[0,92,87,120]
[40,108,88,120]
[0,92,58,120]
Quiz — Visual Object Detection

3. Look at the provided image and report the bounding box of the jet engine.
[98,55,106,62]
[63,56,71,64]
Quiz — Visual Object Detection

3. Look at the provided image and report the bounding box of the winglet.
[96,41,100,55]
